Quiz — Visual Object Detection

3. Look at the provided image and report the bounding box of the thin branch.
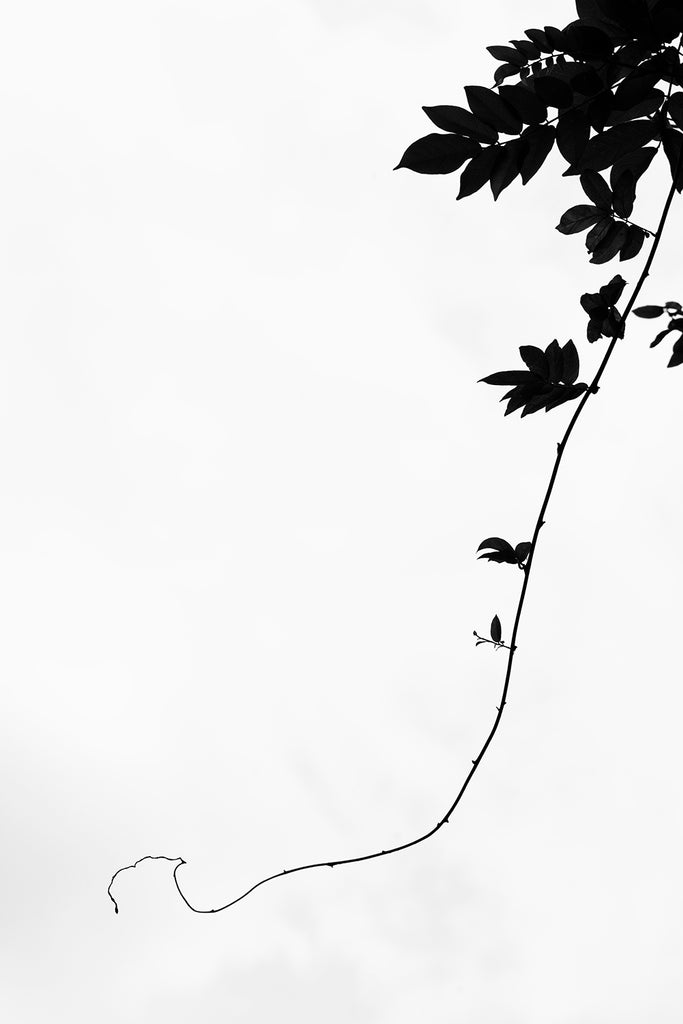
[108,105,683,922]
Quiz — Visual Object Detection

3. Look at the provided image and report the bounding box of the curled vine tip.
[108,854,185,915]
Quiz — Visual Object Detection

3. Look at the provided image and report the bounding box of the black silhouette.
[109,0,683,916]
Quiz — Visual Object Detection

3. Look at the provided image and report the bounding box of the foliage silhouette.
[109,0,683,916]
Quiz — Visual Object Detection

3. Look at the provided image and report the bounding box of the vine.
[109,0,683,916]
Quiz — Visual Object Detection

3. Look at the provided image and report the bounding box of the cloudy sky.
[2,1,683,1021]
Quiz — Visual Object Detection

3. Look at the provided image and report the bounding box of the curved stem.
[108,147,682,921]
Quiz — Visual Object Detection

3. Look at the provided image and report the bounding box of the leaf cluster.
[477,537,532,566]
[395,1,683,243]
[479,339,587,416]
[634,298,683,365]
[580,273,627,340]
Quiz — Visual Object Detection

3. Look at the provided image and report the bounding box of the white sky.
[2,1,683,1021]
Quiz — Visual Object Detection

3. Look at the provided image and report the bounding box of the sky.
[2,1,683,1021]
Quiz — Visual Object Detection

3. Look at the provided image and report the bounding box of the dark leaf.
[504,384,542,415]
[510,39,541,60]
[606,90,666,126]
[475,640,487,646]
[544,383,588,410]
[669,92,683,131]
[494,63,523,86]
[479,551,514,563]
[524,28,553,54]
[580,290,608,316]
[533,75,574,109]
[490,615,502,644]
[487,45,527,67]
[586,215,615,251]
[574,121,657,172]
[590,221,629,263]
[612,169,636,218]
[519,124,555,184]
[465,85,523,135]
[556,204,604,234]
[619,225,645,261]
[497,84,548,125]
[477,537,515,555]
[580,169,613,208]
[457,145,501,199]
[543,25,567,50]
[422,105,499,143]
[609,147,657,191]
[490,138,526,199]
[519,344,550,378]
[557,110,590,165]
[599,274,627,305]
[562,22,614,60]
[586,91,615,132]
[545,339,564,383]
[661,128,683,192]
[521,392,552,416]
[395,133,482,174]
[668,341,683,368]
[514,541,532,562]
[561,340,580,384]
[651,326,674,347]
[613,70,661,110]
[479,370,535,386]
[633,305,665,318]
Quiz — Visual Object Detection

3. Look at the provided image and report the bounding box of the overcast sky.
[2,1,683,1021]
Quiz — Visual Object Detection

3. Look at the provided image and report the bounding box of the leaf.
[521,392,552,416]
[490,138,525,199]
[650,327,674,348]
[609,147,657,191]
[599,274,627,305]
[465,85,523,135]
[586,215,615,252]
[669,92,683,131]
[490,615,502,644]
[504,384,542,416]
[612,169,636,219]
[561,340,580,384]
[586,92,615,133]
[479,370,536,386]
[606,90,665,126]
[580,170,613,208]
[545,339,564,383]
[497,84,548,125]
[495,63,522,86]
[590,221,629,263]
[487,45,527,67]
[422,105,499,143]
[634,305,665,318]
[524,28,553,54]
[533,75,574,109]
[475,640,487,646]
[544,383,587,410]
[668,340,683,368]
[619,225,645,261]
[571,66,604,96]
[519,345,550,378]
[556,204,604,234]
[510,39,540,60]
[613,69,662,110]
[574,122,658,172]
[394,133,482,174]
[477,537,515,555]
[661,128,683,192]
[457,146,501,199]
[556,110,590,165]
[543,25,567,50]
[519,124,555,184]
[515,541,532,562]
[562,22,614,60]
